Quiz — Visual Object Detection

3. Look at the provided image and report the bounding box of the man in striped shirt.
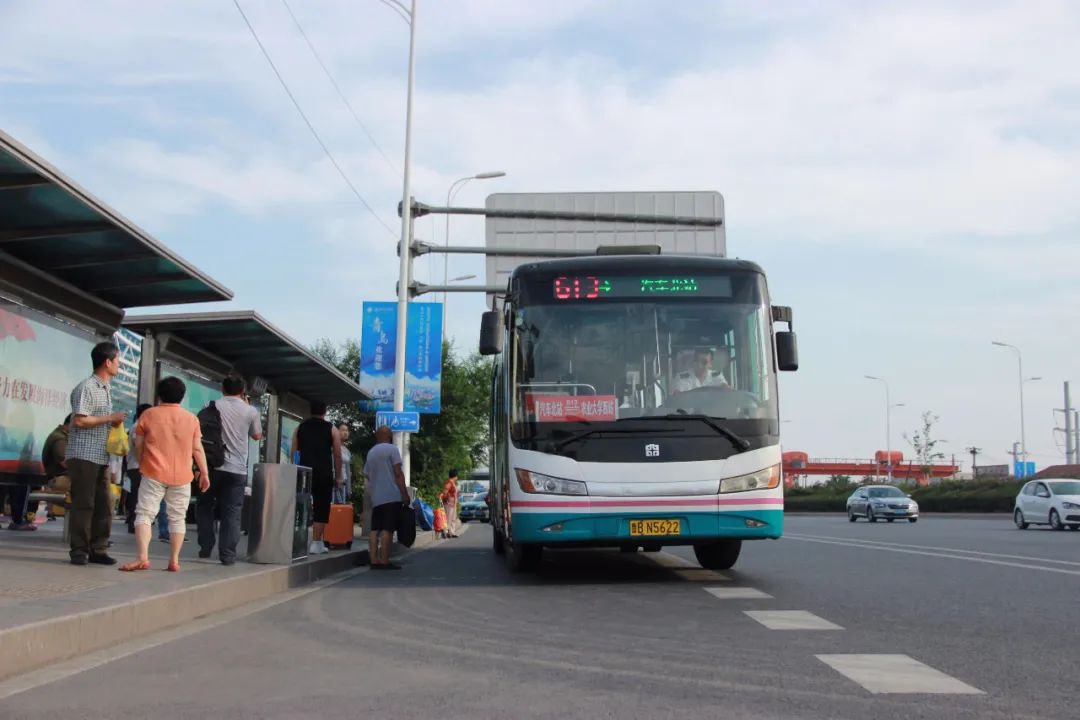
[66,342,128,566]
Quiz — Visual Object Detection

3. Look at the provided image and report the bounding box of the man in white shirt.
[196,373,262,566]
[673,348,730,393]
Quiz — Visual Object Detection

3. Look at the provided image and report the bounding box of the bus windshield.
[509,270,777,452]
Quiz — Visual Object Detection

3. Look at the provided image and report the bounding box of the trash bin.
[247,463,312,564]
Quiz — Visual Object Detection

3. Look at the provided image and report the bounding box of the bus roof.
[511,254,764,280]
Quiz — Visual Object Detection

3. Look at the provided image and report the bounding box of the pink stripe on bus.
[510,497,783,509]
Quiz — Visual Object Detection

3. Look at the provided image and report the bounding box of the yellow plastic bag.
[106,423,129,456]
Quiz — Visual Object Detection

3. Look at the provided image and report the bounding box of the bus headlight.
[720,465,781,493]
[515,469,588,496]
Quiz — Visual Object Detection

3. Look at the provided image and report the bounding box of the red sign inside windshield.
[525,394,619,422]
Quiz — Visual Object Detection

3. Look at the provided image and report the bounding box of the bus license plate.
[629,519,680,536]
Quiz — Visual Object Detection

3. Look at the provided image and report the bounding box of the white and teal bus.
[479,252,798,571]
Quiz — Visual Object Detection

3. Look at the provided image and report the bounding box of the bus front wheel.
[693,540,742,570]
[506,541,542,572]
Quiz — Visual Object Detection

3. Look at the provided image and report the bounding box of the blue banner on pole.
[405,302,441,413]
[359,301,442,414]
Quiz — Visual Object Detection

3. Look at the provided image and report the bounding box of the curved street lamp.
[442,171,507,339]
[864,375,897,483]
[992,341,1028,463]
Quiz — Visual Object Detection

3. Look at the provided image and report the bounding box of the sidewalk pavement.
[0,513,432,681]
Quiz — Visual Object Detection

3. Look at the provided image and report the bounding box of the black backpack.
[197,401,227,470]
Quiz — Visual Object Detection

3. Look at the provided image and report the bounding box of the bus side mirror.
[776,332,798,371]
[479,311,504,355]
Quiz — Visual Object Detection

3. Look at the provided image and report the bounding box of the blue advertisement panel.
[359,302,442,414]
[405,302,442,414]
[359,302,397,412]
[1013,461,1036,479]
[279,413,301,463]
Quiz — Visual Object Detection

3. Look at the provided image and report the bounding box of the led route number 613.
[553,276,600,300]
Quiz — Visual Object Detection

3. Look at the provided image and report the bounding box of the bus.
[479,252,798,571]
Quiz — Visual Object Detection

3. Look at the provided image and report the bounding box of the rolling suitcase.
[324,503,354,549]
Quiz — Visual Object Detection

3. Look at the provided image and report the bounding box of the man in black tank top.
[290,401,343,555]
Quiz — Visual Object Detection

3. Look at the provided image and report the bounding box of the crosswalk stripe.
[744,610,842,630]
[703,587,772,600]
[816,654,984,694]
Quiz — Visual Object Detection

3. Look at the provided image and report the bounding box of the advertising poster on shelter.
[0,303,96,476]
[359,302,442,414]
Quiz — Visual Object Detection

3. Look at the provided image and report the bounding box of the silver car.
[847,485,919,523]
[458,481,490,523]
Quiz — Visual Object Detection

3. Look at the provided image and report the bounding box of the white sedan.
[1013,479,1080,530]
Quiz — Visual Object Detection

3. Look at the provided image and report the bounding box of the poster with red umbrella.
[0,305,92,475]
[0,307,37,342]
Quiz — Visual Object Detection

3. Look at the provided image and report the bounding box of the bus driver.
[674,348,730,393]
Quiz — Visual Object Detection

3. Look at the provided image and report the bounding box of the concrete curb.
[0,532,436,681]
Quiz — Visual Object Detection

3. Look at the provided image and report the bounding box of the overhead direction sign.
[375,410,420,433]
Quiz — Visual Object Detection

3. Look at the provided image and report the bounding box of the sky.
[2,0,1078,468]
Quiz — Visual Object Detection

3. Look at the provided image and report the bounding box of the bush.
[784,480,1023,513]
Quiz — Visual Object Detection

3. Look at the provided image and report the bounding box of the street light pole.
[392,0,417,477]
[442,171,505,343]
[865,375,893,483]
[992,341,1027,465]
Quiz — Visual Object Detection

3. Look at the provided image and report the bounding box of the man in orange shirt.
[121,377,209,572]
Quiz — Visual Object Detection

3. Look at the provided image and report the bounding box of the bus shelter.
[0,129,232,484]
[122,310,369,469]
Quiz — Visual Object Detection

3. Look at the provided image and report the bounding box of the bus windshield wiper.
[551,426,679,453]
[618,413,751,451]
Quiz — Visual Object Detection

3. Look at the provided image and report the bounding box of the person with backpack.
[196,373,262,566]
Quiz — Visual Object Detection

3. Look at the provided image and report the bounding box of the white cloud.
[2,0,1079,462]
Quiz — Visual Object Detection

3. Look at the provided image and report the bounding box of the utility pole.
[1075,409,1080,467]
[1060,381,1075,465]
[1007,442,1024,477]
[967,446,981,481]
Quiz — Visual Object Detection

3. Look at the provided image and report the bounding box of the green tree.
[312,339,492,504]
[904,411,946,481]
[825,474,853,491]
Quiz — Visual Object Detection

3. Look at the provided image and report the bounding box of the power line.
[280,0,401,178]
[232,0,397,237]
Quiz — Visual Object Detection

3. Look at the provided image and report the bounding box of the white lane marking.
[787,532,1080,567]
[654,551,730,580]
[744,610,841,630]
[0,566,370,700]
[785,535,1080,577]
[704,587,772,600]
[816,654,983,695]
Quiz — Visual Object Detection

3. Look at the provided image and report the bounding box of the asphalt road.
[6,514,1079,720]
